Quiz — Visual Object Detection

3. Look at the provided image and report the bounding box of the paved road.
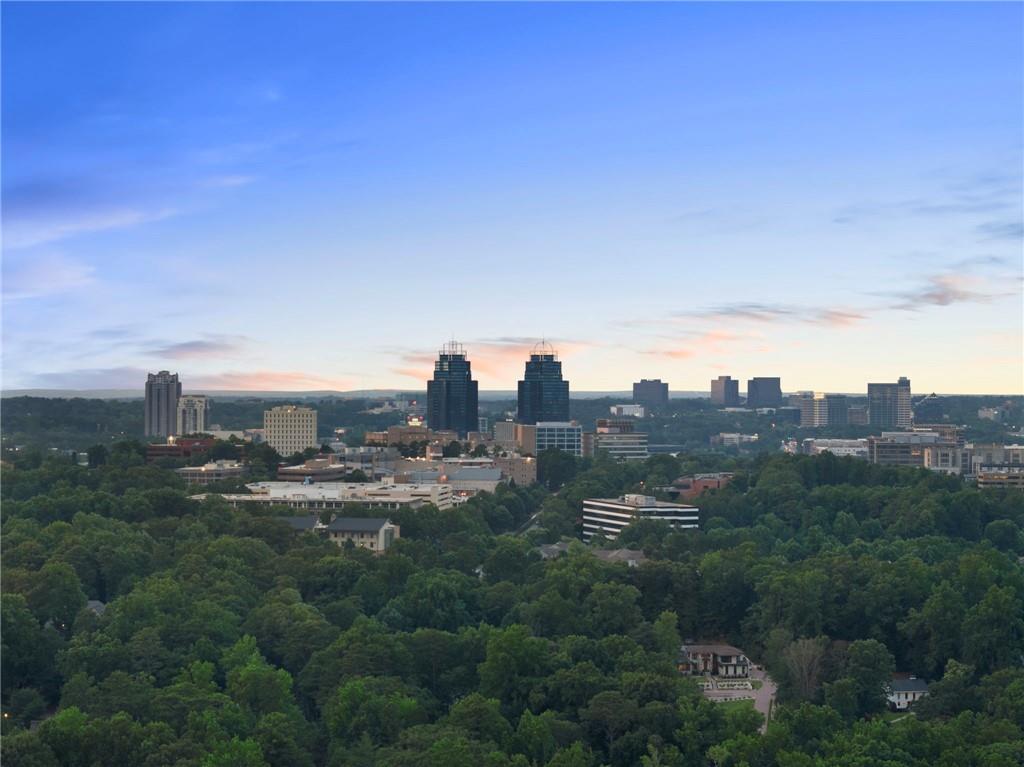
[702,667,777,732]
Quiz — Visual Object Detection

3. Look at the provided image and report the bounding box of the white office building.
[582,494,699,541]
[264,405,318,456]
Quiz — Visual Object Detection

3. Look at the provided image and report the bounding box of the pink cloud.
[188,370,351,391]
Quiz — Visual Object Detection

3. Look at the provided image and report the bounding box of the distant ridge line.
[1,388,713,400]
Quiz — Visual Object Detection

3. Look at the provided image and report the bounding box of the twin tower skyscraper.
[426,341,570,437]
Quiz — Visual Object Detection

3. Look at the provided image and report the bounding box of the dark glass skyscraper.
[746,377,783,408]
[426,342,479,437]
[517,342,570,424]
[868,377,911,428]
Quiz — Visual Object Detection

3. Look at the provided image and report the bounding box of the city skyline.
[3,3,1022,395]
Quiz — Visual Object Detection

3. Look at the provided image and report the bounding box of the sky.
[3,2,1022,395]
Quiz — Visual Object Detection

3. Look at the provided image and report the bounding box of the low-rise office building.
[208,481,453,511]
[666,473,734,500]
[976,466,1024,490]
[712,433,759,448]
[280,516,399,553]
[801,438,869,458]
[146,437,215,463]
[582,494,699,541]
[516,421,583,456]
[610,404,646,418]
[584,419,649,461]
[278,455,350,482]
[869,431,963,473]
[176,460,247,485]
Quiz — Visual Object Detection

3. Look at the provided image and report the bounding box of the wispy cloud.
[673,303,866,328]
[27,366,349,391]
[884,273,1012,311]
[644,330,749,360]
[147,335,249,360]
[3,206,176,250]
[975,220,1024,241]
[388,338,592,383]
[834,170,1021,225]
[3,253,96,299]
[188,370,349,391]
[201,174,257,189]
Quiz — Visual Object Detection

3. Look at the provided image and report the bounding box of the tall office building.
[633,379,669,409]
[427,341,479,438]
[710,376,740,406]
[264,405,318,456]
[145,371,181,438]
[825,394,849,426]
[868,377,912,428]
[177,395,211,435]
[792,392,828,427]
[517,342,570,424]
[746,377,783,408]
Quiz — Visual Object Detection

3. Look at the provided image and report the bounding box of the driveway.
[702,667,777,732]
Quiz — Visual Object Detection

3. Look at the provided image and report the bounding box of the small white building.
[610,404,646,418]
[887,676,928,710]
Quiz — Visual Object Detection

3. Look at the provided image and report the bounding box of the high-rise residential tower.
[746,377,783,408]
[868,377,912,428]
[145,371,181,438]
[177,395,211,435]
[517,341,570,424]
[426,341,479,437]
[710,376,740,406]
[633,379,669,410]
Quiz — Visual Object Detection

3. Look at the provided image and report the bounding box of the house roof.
[538,541,571,559]
[681,642,746,657]
[890,677,929,693]
[593,548,647,564]
[326,517,391,532]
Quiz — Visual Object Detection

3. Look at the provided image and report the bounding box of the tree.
[324,676,428,747]
[545,743,594,767]
[843,639,895,717]
[983,520,1021,552]
[782,637,827,702]
[27,562,87,632]
[445,693,513,747]
[652,611,682,657]
[201,738,268,767]
[537,449,577,491]
[581,691,638,752]
[87,444,109,469]
[962,586,1024,675]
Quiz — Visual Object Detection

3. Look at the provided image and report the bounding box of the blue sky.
[3,2,1022,394]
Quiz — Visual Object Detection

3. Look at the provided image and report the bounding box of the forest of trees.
[2,444,1023,766]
